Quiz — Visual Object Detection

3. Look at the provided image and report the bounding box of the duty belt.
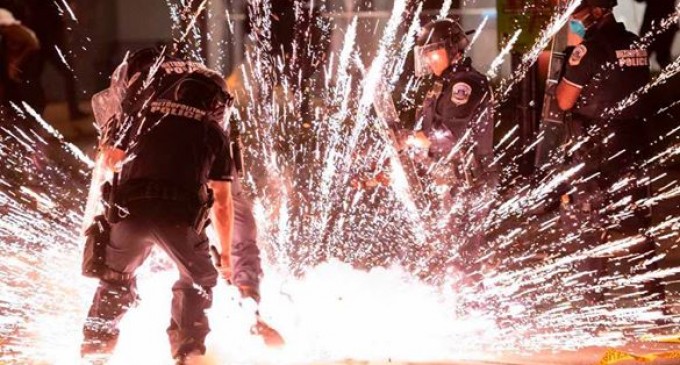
[118,181,195,205]
[100,267,134,284]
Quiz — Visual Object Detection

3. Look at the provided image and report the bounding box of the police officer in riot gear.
[408,18,496,278]
[411,18,495,185]
[555,0,666,305]
[81,48,235,364]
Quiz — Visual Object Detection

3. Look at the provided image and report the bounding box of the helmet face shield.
[91,87,123,128]
[92,59,129,127]
[216,87,236,130]
[414,42,445,78]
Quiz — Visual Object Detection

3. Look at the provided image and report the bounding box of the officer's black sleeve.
[117,125,132,150]
[448,77,494,154]
[100,115,136,152]
[449,76,496,183]
[563,42,598,89]
[469,80,494,158]
[473,102,494,159]
[208,129,233,182]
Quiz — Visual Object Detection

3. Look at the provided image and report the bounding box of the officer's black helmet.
[415,18,469,58]
[587,0,617,8]
[160,71,234,127]
[576,0,617,11]
[126,46,176,80]
[172,73,233,111]
[414,19,469,77]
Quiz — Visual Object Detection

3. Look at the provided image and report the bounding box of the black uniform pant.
[561,117,665,304]
[82,200,218,359]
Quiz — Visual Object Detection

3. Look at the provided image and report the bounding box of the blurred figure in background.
[0,0,86,118]
[23,0,87,119]
[0,8,40,108]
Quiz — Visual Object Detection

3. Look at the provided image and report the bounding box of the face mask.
[569,19,587,38]
[569,12,594,39]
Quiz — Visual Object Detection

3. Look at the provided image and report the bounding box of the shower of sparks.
[53,46,75,74]
[487,29,522,79]
[437,0,453,20]
[465,15,489,54]
[495,0,583,103]
[607,54,680,120]
[177,0,209,44]
[1,0,680,364]
[59,0,78,23]
[605,8,680,119]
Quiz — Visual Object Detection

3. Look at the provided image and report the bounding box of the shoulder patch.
[451,82,472,106]
[569,44,588,66]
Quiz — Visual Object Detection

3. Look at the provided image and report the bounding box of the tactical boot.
[173,349,203,365]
